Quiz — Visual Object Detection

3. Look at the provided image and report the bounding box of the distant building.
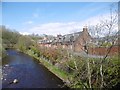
[74,27,92,52]
[38,27,92,52]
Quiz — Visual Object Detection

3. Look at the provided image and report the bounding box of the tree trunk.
[87,59,92,88]
[100,64,104,88]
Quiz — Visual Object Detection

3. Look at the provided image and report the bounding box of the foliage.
[26,44,119,88]
[1,25,20,48]
[0,37,6,58]
[29,45,41,57]
[36,47,66,65]
[16,35,34,52]
[103,56,120,88]
[1,25,119,89]
[1,25,21,58]
[101,42,112,47]
[28,33,43,41]
[1,25,35,57]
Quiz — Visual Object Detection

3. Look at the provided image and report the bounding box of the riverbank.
[3,48,120,88]
[2,49,67,88]
[25,49,71,87]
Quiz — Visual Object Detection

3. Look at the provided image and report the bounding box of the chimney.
[83,26,88,33]
[57,34,62,38]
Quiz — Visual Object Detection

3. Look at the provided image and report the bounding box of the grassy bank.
[25,49,72,86]
[16,48,120,88]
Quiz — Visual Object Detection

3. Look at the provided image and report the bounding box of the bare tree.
[91,3,118,88]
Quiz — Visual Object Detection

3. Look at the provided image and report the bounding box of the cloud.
[19,32,30,35]
[28,22,83,36]
[23,21,33,24]
[23,13,118,36]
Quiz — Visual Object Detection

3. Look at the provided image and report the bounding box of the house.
[38,35,55,47]
[73,27,92,52]
[38,26,92,52]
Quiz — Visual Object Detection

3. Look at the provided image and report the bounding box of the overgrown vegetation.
[1,13,119,89]
[28,46,120,88]
[1,25,41,58]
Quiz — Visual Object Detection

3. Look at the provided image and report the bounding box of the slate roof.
[60,32,82,44]
[39,31,82,45]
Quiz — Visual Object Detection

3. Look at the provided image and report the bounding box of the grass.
[16,48,120,88]
[39,58,69,82]
[26,49,71,84]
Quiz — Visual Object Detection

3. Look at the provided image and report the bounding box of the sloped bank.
[15,47,120,89]
[24,49,71,87]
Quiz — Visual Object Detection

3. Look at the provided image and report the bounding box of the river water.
[2,49,66,88]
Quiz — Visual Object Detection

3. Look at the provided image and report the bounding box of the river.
[2,49,67,88]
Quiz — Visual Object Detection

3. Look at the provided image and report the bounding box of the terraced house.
[38,27,92,52]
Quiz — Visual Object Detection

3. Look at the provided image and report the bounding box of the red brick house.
[73,27,92,52]
[38,27,92,52]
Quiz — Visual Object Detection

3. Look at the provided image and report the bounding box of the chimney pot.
[83,26,88,32]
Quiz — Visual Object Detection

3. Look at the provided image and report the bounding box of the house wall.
[74,27,92,52]
[38,43,44,47]
[74,43,84,52]
[38,27,92,53]
[61,44,72,50]
[88,46,119,56]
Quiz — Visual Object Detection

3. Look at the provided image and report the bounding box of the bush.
[103,56,120,88]
[27,45,120,88]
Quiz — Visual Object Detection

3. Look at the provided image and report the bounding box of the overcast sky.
[2,1,118,36]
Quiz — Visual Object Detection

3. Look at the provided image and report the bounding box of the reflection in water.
[2,49,67,88]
